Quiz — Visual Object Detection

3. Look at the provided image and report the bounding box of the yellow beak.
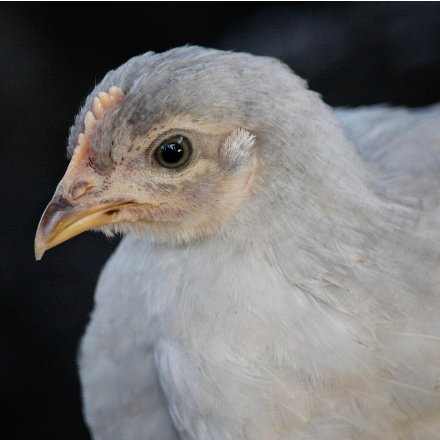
[35,140,138,260]
[34,195,136,260]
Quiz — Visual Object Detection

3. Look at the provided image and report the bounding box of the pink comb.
[77,86,124,150]
[62,86,125,201]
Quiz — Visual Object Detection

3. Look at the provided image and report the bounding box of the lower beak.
[34,195,138,260]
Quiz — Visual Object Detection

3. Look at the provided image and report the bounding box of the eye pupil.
[160,143,183,164]
[156,135,192,169]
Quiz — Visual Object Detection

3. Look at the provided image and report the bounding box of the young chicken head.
[34,47,282,259]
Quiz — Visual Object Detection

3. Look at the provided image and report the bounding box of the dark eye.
[155,136,192,169]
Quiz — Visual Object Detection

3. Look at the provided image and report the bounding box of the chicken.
[35,46,440,440]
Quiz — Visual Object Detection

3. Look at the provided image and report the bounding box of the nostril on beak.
[71,181,93,200]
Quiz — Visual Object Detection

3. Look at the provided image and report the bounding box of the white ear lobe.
[220,128,256,173]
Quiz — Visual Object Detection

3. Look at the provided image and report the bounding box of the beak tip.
[34,242,45,261]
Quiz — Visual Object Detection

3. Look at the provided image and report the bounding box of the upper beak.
[35,142,139,260]
[34,194,134,260]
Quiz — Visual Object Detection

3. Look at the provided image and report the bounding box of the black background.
[1,3,440,438]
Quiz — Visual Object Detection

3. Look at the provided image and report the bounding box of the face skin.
[34,87,258,259]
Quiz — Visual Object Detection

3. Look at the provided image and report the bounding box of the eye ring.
[155,135,192,169]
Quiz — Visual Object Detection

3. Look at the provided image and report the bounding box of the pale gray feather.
[74,46,440,440]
